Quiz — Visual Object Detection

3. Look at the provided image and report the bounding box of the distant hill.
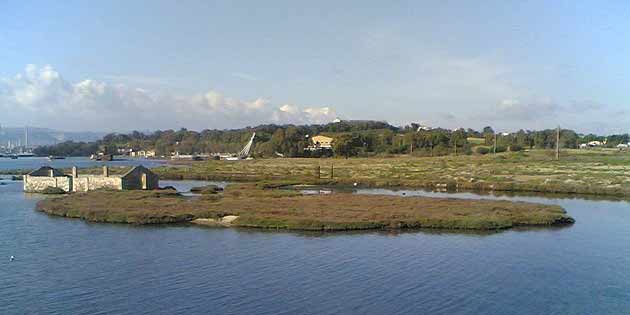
[0,126,106,146]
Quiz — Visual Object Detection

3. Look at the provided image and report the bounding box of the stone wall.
[23,176,72,192]
[73,176,122,192]
[24,165,158,193]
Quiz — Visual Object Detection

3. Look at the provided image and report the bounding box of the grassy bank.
[36,183,574,231]
[151,149,630,197]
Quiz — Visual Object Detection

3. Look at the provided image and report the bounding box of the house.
[130,150,156,158]
[307,135,334,150]
[587,141,604,147]
[24,165,159,193]
[23,166,72,192]
[117,148,133,155]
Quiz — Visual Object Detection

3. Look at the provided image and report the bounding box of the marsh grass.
[37,183,574,231]
[150,149,630,197]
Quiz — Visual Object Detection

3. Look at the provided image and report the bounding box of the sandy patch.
[192,215,239,227]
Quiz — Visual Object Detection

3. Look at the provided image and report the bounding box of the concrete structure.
[24,165,159,193]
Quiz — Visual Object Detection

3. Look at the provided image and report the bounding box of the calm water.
[1,164,630,314]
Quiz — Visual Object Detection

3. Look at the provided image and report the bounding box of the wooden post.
[317,165,321,179]
[142,173,148,190]
[454,140,457,156]
[331,163,334,179]
[493,133,497,155]
[555,126,560,160]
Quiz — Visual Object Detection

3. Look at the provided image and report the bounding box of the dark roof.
[121,165,156,178]
[28,166,66,177]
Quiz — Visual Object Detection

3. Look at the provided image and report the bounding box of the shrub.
[509,145,523,152]
[476,147,490,155]
[495,146,507,153]
[42,187,66,195]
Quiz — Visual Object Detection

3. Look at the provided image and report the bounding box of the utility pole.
[555,126,560,160]
[453,140,457,156]
[493,133,497,155]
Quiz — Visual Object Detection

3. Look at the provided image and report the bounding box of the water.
[1,169,630,314]
[0,156,166,171]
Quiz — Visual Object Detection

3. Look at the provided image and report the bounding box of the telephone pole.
[493,132,497,155]
[555,126,560,161]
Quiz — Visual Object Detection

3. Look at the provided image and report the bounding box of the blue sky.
[1,0,629,133]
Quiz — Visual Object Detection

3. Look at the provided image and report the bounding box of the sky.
[1,0,629,134]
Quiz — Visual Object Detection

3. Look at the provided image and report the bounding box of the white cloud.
[272,104,337,125]
[0,64,338,131]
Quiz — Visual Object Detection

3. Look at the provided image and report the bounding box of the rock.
[190,185,223,194]
[41,187,66,195]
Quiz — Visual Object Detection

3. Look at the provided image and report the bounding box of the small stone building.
[23,166,73,192]
[24,165,159,193]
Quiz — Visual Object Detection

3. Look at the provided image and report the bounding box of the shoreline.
[5,149,630,198]
[35,183,575,232]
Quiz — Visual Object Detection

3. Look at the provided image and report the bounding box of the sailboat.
[222,133,256,161]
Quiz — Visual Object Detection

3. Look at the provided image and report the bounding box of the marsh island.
[36,183,574,231]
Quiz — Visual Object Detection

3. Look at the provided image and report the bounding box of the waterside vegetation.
[36,183,574,231]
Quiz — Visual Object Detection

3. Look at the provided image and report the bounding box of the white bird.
[10,256,14,261]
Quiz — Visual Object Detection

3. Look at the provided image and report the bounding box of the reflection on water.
[1,165,630,313]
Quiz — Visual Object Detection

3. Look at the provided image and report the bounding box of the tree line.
[33,121,628,158]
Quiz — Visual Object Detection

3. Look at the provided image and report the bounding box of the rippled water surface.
[1,166,630,314]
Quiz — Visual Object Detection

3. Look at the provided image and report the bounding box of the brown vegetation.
[37,183,574,231]
[151,149,630,197]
